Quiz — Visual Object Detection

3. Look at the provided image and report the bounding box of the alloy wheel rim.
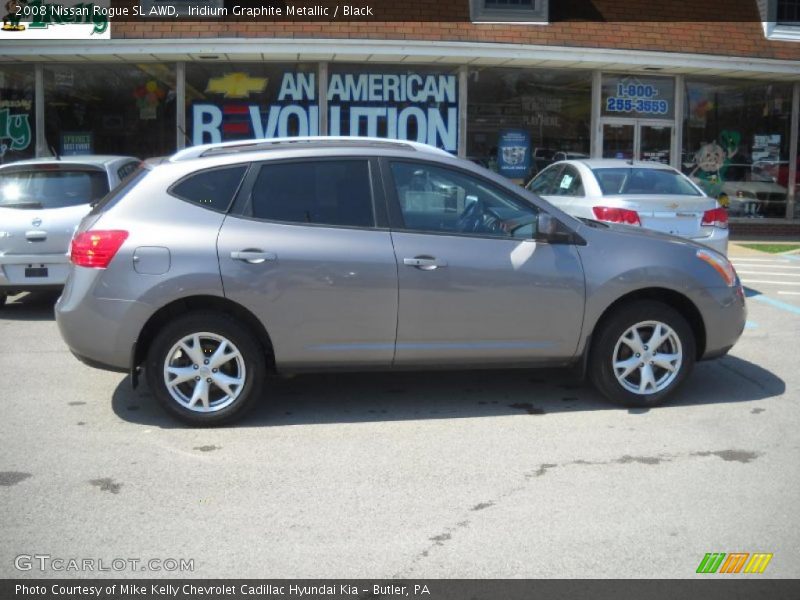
[612,320,682,396]
[163,332,246,413]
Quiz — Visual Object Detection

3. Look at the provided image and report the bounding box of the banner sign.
[191,71,459,153]
[60,131,93,155]
[0,0,111,39]
[496,129,531,179]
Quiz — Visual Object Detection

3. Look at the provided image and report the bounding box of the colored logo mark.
[696,552,773,574]
[206,73,268,99]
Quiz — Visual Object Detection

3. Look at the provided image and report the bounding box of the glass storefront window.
[683,78,794,219]
[0,65,35,164]
[467,68,591,182]
[186,62,318,146]
[327,64,460,153]
[44,64,176,160]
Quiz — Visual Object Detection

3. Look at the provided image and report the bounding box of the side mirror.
[535,212,573,244]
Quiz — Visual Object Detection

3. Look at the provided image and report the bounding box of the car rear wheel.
[589,301,695,408]
[145,311,265,426]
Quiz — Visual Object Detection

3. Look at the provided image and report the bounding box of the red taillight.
[702,207,728,229]
[592,206,641,226]
[70,230,128,269]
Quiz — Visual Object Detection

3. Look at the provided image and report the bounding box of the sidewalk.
[728,241,800,258]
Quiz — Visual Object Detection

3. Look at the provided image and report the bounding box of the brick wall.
[110,0,800,61]
[730,221,800,238]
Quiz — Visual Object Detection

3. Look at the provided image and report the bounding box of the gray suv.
[55,137,746,425]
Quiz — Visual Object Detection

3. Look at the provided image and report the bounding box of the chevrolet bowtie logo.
[32,218,42,227]
[206,73,268,99]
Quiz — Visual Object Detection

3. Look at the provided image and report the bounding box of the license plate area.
[25,266,48,278]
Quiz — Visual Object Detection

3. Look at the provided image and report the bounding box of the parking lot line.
[736,271,800,277]
[778,291,800,296]
[731,258,793,263]
[740,280,800,286]
[751,294,800,315]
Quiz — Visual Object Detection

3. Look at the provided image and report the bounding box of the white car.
[527,159,729,255]
[0,155,141,307]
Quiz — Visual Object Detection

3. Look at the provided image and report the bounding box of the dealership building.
[2,0,800,234]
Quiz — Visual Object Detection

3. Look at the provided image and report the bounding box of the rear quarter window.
[170,165,248,213]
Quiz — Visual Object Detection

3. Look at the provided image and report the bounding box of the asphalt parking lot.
[1,251,799,579]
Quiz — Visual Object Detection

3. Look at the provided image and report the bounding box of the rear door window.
[0,167,109,209]
[117,160,141,181]
[170,165,248,212]
[527,165,563,195]
[553,165,585,197]
[249,160,374,228]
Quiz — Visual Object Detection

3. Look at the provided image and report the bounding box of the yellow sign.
[206,73,268,99]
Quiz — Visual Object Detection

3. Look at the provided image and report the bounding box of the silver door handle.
[403,256,447,270]
[230,250,277,264]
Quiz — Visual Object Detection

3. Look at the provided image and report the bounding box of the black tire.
[145,311,266,426]
[0,293,6,308]
[589,300,696,408]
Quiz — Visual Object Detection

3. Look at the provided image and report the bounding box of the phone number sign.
[602,76,674,119]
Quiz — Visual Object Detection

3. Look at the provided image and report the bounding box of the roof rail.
[169,136,453,162]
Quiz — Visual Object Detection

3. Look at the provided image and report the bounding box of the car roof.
[568,158,676,170]
[0,155,138,169]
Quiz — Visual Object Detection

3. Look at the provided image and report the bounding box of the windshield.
[592,167,702,196]
[0,168,109,209]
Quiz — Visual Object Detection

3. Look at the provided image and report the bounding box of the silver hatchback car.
[55,138,746,425]
[0,155,140,306]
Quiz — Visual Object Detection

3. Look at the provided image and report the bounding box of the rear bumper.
[0,252,71,289]
[689,228,729,256]
[55,267,151,372]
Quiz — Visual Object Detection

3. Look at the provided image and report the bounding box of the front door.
[383,160,585,365]
[601,119,674,165]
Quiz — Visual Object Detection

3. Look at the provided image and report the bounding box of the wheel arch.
[590,288,706,361]
[133,295,275,373]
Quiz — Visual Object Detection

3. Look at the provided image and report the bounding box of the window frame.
[167,163,250,214]
[230,156,386,231]
[381,157,544,241]
[762,0,800,40]
[469,0,548,23]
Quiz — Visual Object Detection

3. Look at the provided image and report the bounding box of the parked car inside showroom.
[688,162,788,219]
[0,155,141,307]
[55,138,745,426]
[527,159,729,255]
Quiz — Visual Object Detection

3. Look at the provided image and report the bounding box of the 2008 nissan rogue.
[55,137,746,425]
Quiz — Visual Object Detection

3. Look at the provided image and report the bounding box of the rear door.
[217,157,398,368]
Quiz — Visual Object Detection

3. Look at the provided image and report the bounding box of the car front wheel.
[145,311,265,425]
[590,301,696,408]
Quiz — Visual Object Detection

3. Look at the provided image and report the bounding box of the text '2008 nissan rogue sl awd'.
[55,137,746,426]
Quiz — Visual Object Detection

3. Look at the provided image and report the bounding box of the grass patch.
[738,243,800,254]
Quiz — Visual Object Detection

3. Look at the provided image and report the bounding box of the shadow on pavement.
[112,354,784,429]
[0,291,59,321]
